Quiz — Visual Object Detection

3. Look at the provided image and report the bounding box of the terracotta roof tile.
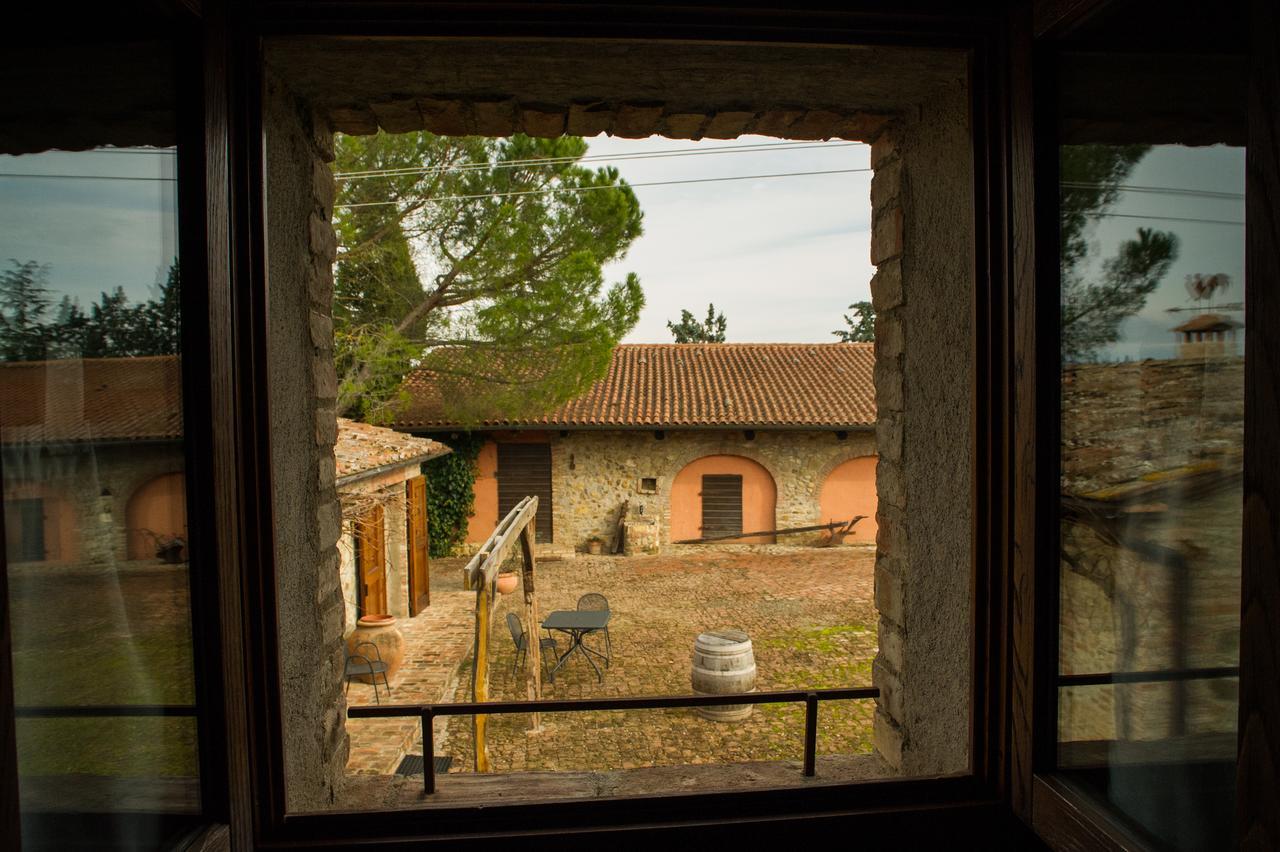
[392,343,876,430]
[0,358,451,480]
[0,355,183,444]
[1171,313,1242,333]
[334,417,450,482]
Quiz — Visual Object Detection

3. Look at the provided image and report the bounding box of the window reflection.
[0,145,200,847]
[1057,143,1244,851]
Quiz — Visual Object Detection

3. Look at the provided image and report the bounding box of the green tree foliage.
[833,300,875,342]
[1060,145,1178,362]
[0,259,181,360]
[334,132,645,423]
[0,261,52,360]
[423,434,485,557]
[667,303,727,343]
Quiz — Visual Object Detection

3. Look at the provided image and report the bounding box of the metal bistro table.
[541,609,611,683]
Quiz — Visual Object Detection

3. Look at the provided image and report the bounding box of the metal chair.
[344,641,391,704]
[576,593,612,664]
[506,612,558,676]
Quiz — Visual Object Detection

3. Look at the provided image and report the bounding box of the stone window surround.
[263,37,974,809]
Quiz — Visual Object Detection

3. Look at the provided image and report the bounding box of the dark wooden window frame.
[222,8,1020,845]
[3,2,1275,849]
[1007,1,1280,850]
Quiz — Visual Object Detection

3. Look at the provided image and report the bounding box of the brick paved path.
[435,546,878,774]
[345,564,476,775]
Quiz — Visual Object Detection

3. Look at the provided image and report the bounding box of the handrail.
[14,705,198,717]
[1057,666,1239,687]
[348,685,878,794]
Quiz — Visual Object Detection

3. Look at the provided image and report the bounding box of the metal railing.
[14,705,198,718]
[349,686,878,794]
[1057,666,1239,687]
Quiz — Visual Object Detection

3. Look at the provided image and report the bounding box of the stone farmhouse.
[391,343,879,553]
[333,417,449,631]
[0,357,448,635]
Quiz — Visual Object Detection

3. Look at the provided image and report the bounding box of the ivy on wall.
[425,433,485,557]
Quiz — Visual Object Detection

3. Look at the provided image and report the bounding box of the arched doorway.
[818,456,878,544]
[670,455,777,544]
[126,472,188,561]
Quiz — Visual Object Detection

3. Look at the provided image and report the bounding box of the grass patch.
[15,717,199,777]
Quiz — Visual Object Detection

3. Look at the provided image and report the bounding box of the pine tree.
[667,303,727,343]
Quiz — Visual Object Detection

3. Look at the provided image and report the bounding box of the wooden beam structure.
[466,496,543,770]
[462,495,538,591]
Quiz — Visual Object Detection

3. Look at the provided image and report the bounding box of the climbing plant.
[425,434,485,557]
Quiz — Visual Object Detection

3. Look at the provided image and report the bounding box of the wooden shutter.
[701,474,743,538]
[356,504,388,616]
[406,475,430,615]
[497,443,553,543]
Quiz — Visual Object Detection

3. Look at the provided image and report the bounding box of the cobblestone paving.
[435,545,878,774]
[345,566,476,775]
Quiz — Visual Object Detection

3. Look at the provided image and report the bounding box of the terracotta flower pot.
[587,539,604,555]
[495,572,519,595]
[346,614,405,682]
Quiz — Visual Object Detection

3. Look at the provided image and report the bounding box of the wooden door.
[496,443,553,543]
[406,475,430,615]
[700,474,743,538]
[356,504,388,617]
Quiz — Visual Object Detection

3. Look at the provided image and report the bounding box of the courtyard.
[346,544,880,779]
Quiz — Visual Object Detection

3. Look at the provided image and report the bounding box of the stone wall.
[1058,357,1244,747]
[264,69,348,811]
[868,77,974,778]
[469,429,876,551]
[1061,357,1244,497]
[2,441,185,567]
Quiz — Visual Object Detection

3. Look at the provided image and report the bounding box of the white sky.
[0,140,1245,360]
[1074,144,1245,361]
[587,134,874,343]
[0,149,178,306]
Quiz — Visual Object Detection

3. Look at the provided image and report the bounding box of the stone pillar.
[868,128,910,771]
[264,69,348,810]
[867,79,973,778]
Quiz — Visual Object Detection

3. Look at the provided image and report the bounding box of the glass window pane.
[0,44,202,847]
[1056,141,1244,850]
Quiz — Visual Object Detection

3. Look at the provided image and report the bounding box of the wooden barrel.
[691,629,756,721]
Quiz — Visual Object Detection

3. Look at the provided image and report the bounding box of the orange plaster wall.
[467,440,499,544]
[670,455,777,544]
[3,481,76,563]
[126,472,188,560]
[818,455,879,544]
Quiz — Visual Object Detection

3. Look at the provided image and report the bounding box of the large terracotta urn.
[346,614,406,682]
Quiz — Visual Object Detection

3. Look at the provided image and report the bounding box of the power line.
[335,140,861,181]
[1062,181,1244,201]
[1085,211,1244,226]
[0,172,175,182]
[335,167,873,209]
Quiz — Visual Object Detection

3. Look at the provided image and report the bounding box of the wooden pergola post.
[520,524,543,733]
[462,496,542,772]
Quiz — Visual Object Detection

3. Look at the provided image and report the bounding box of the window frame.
[2,1,1275,848]
[220,6,1019,846]
[1010,1,1280,850]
